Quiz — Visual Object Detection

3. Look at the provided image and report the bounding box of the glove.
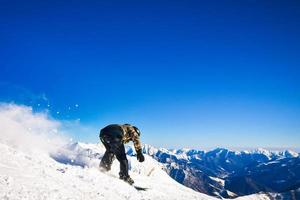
[136,149,145,162]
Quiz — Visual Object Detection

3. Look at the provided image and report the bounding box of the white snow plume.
[0,103,67,154]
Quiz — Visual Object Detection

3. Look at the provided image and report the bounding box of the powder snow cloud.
[0,102,67,154]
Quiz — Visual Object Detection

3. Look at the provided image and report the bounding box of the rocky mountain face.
[136,145,300,198]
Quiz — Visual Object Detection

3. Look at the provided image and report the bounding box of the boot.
[119,174,134,185]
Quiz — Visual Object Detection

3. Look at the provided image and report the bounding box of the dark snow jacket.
[100,124,142,152]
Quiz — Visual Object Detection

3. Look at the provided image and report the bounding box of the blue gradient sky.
[0,0,299,148]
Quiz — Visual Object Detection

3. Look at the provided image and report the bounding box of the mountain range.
[137,144,300,199]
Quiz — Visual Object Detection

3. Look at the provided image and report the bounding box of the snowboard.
[133,185,148,191]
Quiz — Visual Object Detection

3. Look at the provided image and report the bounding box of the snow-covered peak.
[176,148,190,154]
[141,143,159,156]
[282,150,299,158]
[252,148,273,157]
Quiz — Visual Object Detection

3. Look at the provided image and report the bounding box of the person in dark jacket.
[99,124,145,184]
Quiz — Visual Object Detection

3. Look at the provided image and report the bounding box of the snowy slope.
[0,142,217,200]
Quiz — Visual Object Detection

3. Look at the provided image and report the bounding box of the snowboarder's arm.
[131,131,142,152]
[132,132,144,162]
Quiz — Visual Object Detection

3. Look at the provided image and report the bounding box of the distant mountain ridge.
[131,144,300,198]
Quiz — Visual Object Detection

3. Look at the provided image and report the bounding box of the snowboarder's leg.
[117,155,129,177]
[99,136,115,171]
[100,150,115,171]
[114,144,134,185]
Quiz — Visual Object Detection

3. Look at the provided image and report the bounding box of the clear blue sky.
[0,0,299,149]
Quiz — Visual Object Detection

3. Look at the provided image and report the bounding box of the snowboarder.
[99,124,145,185]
